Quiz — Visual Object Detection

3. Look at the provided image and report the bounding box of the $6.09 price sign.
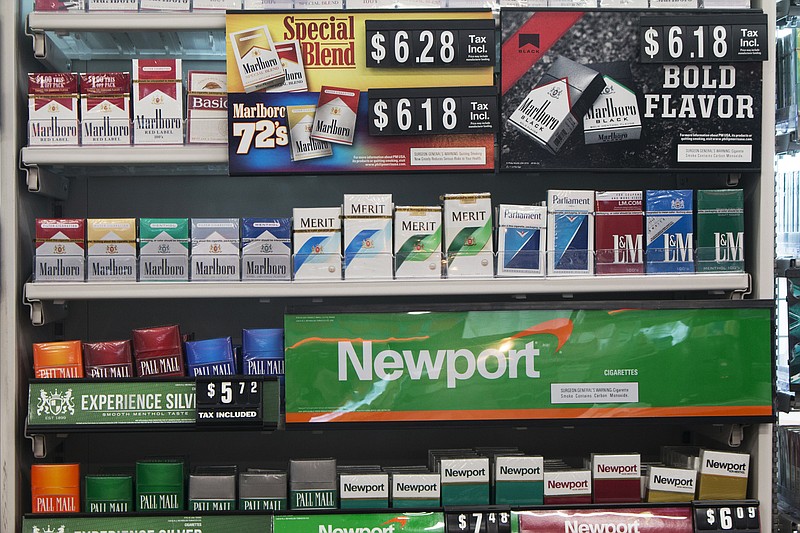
[693,501,759,532]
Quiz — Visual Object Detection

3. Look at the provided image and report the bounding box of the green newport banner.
[284,306,773,423]
[23,515,272,533]
[274,512,444,533]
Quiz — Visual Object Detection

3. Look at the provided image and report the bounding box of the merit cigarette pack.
[509,57,605,154]
[240,470,287,511]
[189,467,237,512]
[394,206,442,279]
[28,73,79,146]
[443,193,493,277]
[83,340,134,378]
[339,473,389,509]
[696,189,744,272]
[292,207,342,280]
[35,218,85,281]
[187,71,227,144]
[132,325,185,377]
[136,460,184,511]
[289,458,337,510]
[33,340,84,379]
[139,218,189,281]
[592,453,641,504]
[595,191,644,275]
[265,41,309,93]
[241,218,291,280]
[185,337,236,377]
[85,475,133,513]
[191,218,240,281]
[547,190,595,276]
[440,457,490,506]
[229,26,285,93]
[495,455,544,505]
[132,59,183,145]
[31,464,80,514]
[543,470,592,504]
[87,218,137,281]
[80,72,131,145]
[497,204,546,277]
[645,190,694,274]
[391,473,440,508]
[645,466,697,503]
[242,329,284,377]
[287,105,334,162]
[583,63,641,143]
[311,86,360,146]
[343,194,393,279]
[697,450,749,500]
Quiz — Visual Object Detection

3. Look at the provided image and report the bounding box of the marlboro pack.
[287,105,333,161]
[35,218,85,282]
[583,63,641,144]
[229,26,285,93]
[87,0,137,10]
[87,218,137,281]
[293,207,342,280]
[80,73,131,146]
[394,206,442,279]
[241,218,291,280]
[294,0,343,8]
[496,204,547,277]
[34,0,84,10]
[311,86,360,146]
[138,218,189,282]
[645,190,694,274]
[243,0,293,6]
[343,194,393,280]
[547,190,594,276]
[187,71,227,144]
[191,218,241,281]
[595,191,644,275]
[132,59,183,145]
[140,0,190,10]
[28,73,79,146]
[443,193,493,278]
[265,41,308,93]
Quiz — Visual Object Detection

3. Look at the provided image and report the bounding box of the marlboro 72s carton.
[229,26,285,93]
[311,86,360,146]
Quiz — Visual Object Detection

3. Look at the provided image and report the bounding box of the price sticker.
[693,501,759,533]
[446,512,511,533]
[196,377,264,427]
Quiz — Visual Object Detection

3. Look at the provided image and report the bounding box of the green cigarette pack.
[696,189,744,272]
[85,475,133,513]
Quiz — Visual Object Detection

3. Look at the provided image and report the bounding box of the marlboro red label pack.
[80,72,131,145]
[311,86,360,146]
[266,41,308,93]
[595,191,644,275]
[132,59,183,145]
[28,73,79,146]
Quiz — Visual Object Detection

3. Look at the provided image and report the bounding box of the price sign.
[195,377,263,427]
[366,19,495,68]
[446,511,512,533]
[639,14,767,63]
[693,501,759,533]
[368,86,496,136]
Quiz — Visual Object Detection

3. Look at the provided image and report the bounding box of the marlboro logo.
[548,86,563,99]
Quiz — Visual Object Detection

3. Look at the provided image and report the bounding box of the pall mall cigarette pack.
[394,206,442,279]
[187,71,227,144]
[343,194,393,279]
[87,218,137,281]
[229,26,285,93]
[191,218,241,281]
[292,207,342,280]
[35,218,85,281]
[132,59,183,145]
[443,193,493,278]
[496,204,546,277]
[28,73,79,146]
[311,86,360,146]
[595,191,644,275]
[80,72,131,145]
[265,41,309,93]
[547,190,595,276]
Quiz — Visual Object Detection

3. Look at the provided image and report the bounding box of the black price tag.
[445,511,511,533]
[693,501,759,533]
[196,377,263,427]
[366,19,495,68]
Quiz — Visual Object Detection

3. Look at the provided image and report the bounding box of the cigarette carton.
[697,450,749,500]
[187,71,227,144]
[136,460,184,511]
[242,218,291,280]
[240,470,287,511]
[83,340,134,378]
[132,325,185,377]
[132,59,183,145]
[293,207,342,280]
[339,473,389,509]
[266,41,309,93]
[394,206,442,279]
[440,457,490,506]
[140,0,189,10]
[311,86,360,146]
[85,475,133,513]
[86,218,137,281]
[543,470,592,504]
[592,453,641,504]
[645,190,694,274]
[645,466,696,503]
[33,341,84,379]
[509,57,605,154]
[443,193,493,277]
[391,473,440,508]
[31,464,80,514]
[289,459,337,510]
[189,467,237,512]
[28,73,79,146]
[35,218,85,282]
[229,26,285,93]
[595,191,643,275]
[547,190,595,276]
[583,64,641,144]
[288,105,334,162]
[497,204,546,277]
[696,189,744,272]
[343,194,393,279]
[495,456,544,505]
[191,218,240,281]
[185,337,236,377]
[80,72,131,145]
[139,218,189,282]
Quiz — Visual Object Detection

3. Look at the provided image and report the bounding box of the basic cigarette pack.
[595,191,644,275]
[697,450,749,500]
[394,206,442,279]
[339,473,389,509]
[696,189,744,272]
[241,218,291,280]
[287,105,333,162]
[229,26,285,93]
[646,466,697,503]
[547,190,595,276]
[289,459,337,510]
[87,218,137,281]
[391,473,440,508]
[343,194,393,280]
[80,72,131,145]
[311,86,360,146]
[292,207,342,280]
[187,71,227,144]
[543,470,592,504]
[265,41,309,93]
[494,456,544,505]
[35,218,85,281]
[132,59,183,145]
[191,218,240,281]
[497,204,546,277]
[591,453,641,504]
[138,218,190,282]
[583,63,641,144]
[28,73,79,146]
[645,190,694,274]
[440,457,490,506]
[443,193,493,277]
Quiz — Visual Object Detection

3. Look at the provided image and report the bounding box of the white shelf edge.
[21,145,228,166]
[28,11,226,32]
[23,273,750,300]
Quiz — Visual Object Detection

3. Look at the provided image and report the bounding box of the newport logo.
[31,525,66,533]
[518,33,540,49]
[36,389,75,417]
[319,517,407,533]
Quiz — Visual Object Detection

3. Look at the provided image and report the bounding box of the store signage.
[500,10,766,171]
[284,306,773,423]
[22,515,271,533]
[515,508,693,533]
[693,501,760,532]
[196,376,264,427]
[274,512,444,533]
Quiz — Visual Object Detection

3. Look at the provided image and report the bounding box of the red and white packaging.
[265,41,308,93]
[34,0,84,11]
[80,72,131,145]
[36,219,85,256]
[595,191,644,275]
[87,0,137,10]
[28,73,79,146]
[310,86,360,146]
[187,71,227,144]
[140,0,189,10]
[132,59,183,145]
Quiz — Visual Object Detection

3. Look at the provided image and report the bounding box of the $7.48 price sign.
[446,511,511,533]
[366,19,495,68]
[196,377,263,427]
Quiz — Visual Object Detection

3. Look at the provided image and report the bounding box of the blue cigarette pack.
[185,337,236,377]
[645,190,694,274]
[241,329,284,378]
[241,218,291,281]
[547,190,595,276]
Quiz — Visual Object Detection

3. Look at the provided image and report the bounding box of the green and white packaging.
[189,467,236,511]
[443,193,493,278]
[239,470,287,511]
[696,189,744,272]
[394,206,442,279]
[391,473,440,508]
[289,458,337,510]
[339,473,389,509]
[494,455,544,505]
[138,218,189,281]
[440,457,490,505]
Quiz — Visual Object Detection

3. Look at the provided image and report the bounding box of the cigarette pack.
[548,0,597,5]
[135,460,184,511]
[440,457,490,506]
[189,467,237,512]
[289,459,337,510]
[229,26,285,93]
[497,204,546,277]
[85,475,133,514]
[443,193,493,278]
[292,207,342,280]
[547,190,595,276]
[287,105,333,162]
[187,71,227,144]
[583,63,641,144]
[394,206,442,279]
[87,0,137,10]
[31,464,80,515]
[645,466,697,503]
[240,470,287,511]
[598,0,647,6]
[83,340,134,378]
[241,218,291,281]
[295,0,343,8]
[696,189,744,272]
[495,456,544,505]
[140,0,189,10]
[35,218,85,282]
[185,337,236,377]
[311,86,360,146]
[244,0,293,6]
[650,0,698,8]
[595,191,644,275]
[391,473,440,508]
[697,450,749,500]
[543,470,592,504]
[28,73,79,146]
[645,190,694,274]
[132,325,185,377]
[80,73,131,145]
[343,194,393,280]
[242,329,284,378]
[33,341,84,379]
[339,473,389,509]
[87,218,137,281]
[132,59,183,145]
[34,0,85,10]
[139,218,189,282]
[592,453,641,504]
[191,218,240,282]
[265,41,309,93]
[193,0,240,8]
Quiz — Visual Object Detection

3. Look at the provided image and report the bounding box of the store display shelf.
[22,145,227,167]
[28,11,225,32]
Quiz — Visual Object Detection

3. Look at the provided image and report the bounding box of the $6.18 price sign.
[446,511,511,533]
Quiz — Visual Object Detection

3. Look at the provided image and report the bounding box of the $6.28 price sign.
[446,511,511,533]
[196,377,263,426]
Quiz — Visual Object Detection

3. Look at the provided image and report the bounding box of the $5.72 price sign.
[368,86,497,136]
[446,511,511,533]
[639,13,767,63]
[196,377,263,427]
[366,19,495,68]
[693,501,759,533]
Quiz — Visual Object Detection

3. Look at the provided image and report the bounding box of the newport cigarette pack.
[241,218,291,280]
[646,466,697,503]
[189,467,237,512]
[87,218,137,281]
[311,86,360,146]
[592,453,641,504]
[440,457,490,506]
[287,105,334,162]
[35,218,85,282]
[443,193,493,277]
[265,41,308,93]
[543,470,592,504]
[289,459,337,510]
[595,191,644,275]
[139,218,189,281]
[83,340,134,378]
[547,190,595,276]
[185,337,236,377]
[33,341,84,379]
[339,473,389,509]
[80,73,131,145]
[645,190,694,274]
[191,218,240,281]
[394,206,442,278]
[509,57,605,154]
[240,470,287,511]
[132,325,185,377]
[292,207,342,280]
[696,189,744,272]
[697,450,749,500]
[391,473,440,508]
[229,26,284,93]
[132,59,183,145]
[187,71,227,144]
[343,194,393,279]
[28,73,79,146]
[497,204,546,277]
[140,0,189,10]
[495,456,544,505]
[583,63,641,144]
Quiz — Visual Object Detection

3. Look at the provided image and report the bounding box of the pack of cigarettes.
[265,41,308,93]
[696,189,744,272]
[295,0,343,8]
[132,59,183,145]
[187,71,227,144]
[87,0,137,10]
[645,466,697,503]
[138,218,189,282]
[391,473,440,508]
[702,0,749,8]
[394,206,442,279]
[140,0,189,10]
[87,218,137,281]
[289,459,337,510]
[79,73,131,145]
[509,57,605,154]
[311,86,360,146]
[499,0,548,7]
[440,457,490,506]
[598,0,647,8]
[241,218,291,281]
[583,63,641,143]
[189,467,237,512]
[346,0,394,7]
[292,207,342,280]
[132,325,185,377]
[35,218,85,282]
[28,73,79,146]
[650,0,698,8]
[193,0,241,9]
[443,193,493,278]
[592,453,641,504]
[547,190,594,276]
[696,450,749,500]
[229,26,285,93]
[543,470,592,504]
[33,341,84,379]
[396,0,443,5]
[287,106,333,162]
[548,0,597,5]
[495,456,544,505]
[497,204,546,277]
[343,194,393,280]
[34,0,84,10]
[240,470,287,511]
[83,340,134,378]
[191,218,240,282]
[185,337,237,377]
[339,473,389,509]
[241,329,284,377]
[645,190,694,274]
[243,0,293,7]
[595,191,643,275]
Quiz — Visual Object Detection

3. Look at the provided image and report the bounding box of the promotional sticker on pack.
[292,207,342,280]
[28,73,79,146]
[343,194,393,280]
[443,193,493,277]
[497,204,546,277]
[80,72,131,145]
[394,207,442,279]
[547,190,594,276]
[132,59,183,145]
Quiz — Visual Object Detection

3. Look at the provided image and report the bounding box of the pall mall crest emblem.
[36,388,75,417]
[671,198,685,210]
[31,525,66,533]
